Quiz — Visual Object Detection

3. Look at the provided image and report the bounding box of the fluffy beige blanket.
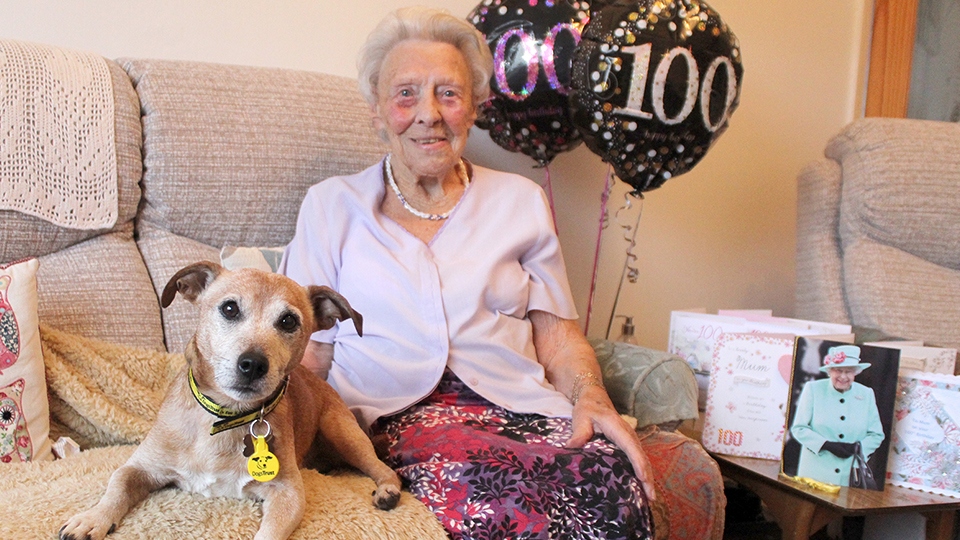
[1,445,447,539]
[1,326,446,539]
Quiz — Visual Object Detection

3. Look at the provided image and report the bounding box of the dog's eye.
[220,300,241,320]
[277,312,300,333]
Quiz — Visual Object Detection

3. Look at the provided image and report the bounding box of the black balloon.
[571,0,743,193]
[468,0,592,166]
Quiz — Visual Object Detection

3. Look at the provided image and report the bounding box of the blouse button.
[840,398,845,404]
[840,416,846,421]
[838,434,845,439]
[835,468,841,473]
[470,378,480,386]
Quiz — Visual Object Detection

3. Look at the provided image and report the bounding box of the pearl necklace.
[385,154,470,221]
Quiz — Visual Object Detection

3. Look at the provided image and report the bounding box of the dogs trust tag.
[247,435,279,482]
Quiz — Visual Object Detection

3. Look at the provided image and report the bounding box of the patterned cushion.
[592,340,721,538]
[0,258,51,462]
[592,338,699,428]
[640,428,726,540]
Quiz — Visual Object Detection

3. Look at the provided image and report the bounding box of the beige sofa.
[0,41,723,538]
[796,117,960,358]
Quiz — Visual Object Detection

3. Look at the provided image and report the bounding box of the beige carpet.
[0,444,447,539]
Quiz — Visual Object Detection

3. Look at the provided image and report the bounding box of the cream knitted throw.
[0,40,118,229]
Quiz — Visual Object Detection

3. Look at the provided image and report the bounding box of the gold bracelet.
[571,371,605,405]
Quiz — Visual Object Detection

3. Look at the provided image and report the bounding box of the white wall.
[1,0,873,350]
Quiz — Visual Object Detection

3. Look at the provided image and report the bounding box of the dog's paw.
[372,484,401,510]
[59,513,116,540]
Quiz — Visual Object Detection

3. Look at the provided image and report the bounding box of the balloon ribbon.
[584,165,613,335]
[605,190,645,340]
[543,164,558,234]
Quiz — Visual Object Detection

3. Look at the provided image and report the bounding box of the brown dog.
[59,261,402,540]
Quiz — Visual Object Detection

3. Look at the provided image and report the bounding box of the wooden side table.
[712,454,959,540]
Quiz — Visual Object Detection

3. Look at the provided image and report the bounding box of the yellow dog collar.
[188,368,288,435]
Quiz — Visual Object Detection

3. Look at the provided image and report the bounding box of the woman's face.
[827,367,858,392]
[374,39,477,180]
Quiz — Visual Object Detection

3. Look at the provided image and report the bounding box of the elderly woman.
[790,345,885,487]
[281,6,655,539]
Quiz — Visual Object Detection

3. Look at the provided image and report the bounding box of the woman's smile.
[828,367,857,392]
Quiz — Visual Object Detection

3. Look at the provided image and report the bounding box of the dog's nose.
[237,351,269,381]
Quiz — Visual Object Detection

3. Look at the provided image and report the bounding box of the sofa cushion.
[0,58,142,264]
[136,223,220,354]
[220,246,284,273]
[122,58,387,250]
[0,258,52,463]
[36,227,165,351]
[843,241,960,352]
[830,118,960,271]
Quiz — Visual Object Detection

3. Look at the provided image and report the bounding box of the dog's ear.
[307,285,363,337]
[161,261,224,308]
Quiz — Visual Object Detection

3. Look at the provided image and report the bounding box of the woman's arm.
[860,387,886,458]
[301,340,335,380]
[529,309,656,502]
[790,382,829,452]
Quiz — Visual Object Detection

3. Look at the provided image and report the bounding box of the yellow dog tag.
[247,435,279,482]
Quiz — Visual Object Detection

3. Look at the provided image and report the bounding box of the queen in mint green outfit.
[790,345,885,487]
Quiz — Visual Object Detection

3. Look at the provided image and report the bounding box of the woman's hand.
[568,383,658,502]
[529,310,657,502]
[820,441,857,458]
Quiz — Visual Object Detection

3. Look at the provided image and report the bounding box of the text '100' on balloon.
[469,0,593,166]
[571,0,743,194]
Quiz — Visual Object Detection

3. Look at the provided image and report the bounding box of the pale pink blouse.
[281,159,578,429]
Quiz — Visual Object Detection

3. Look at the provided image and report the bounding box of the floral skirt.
[372,370,654,540]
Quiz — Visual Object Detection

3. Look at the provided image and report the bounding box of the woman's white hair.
[357,6,493,108]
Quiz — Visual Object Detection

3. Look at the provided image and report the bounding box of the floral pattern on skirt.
[372,370,654,540]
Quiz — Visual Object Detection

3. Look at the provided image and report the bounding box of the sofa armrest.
[590,338,699,429]
[795,157,849,324]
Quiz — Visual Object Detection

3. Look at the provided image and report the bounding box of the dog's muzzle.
[237,351,269,382]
